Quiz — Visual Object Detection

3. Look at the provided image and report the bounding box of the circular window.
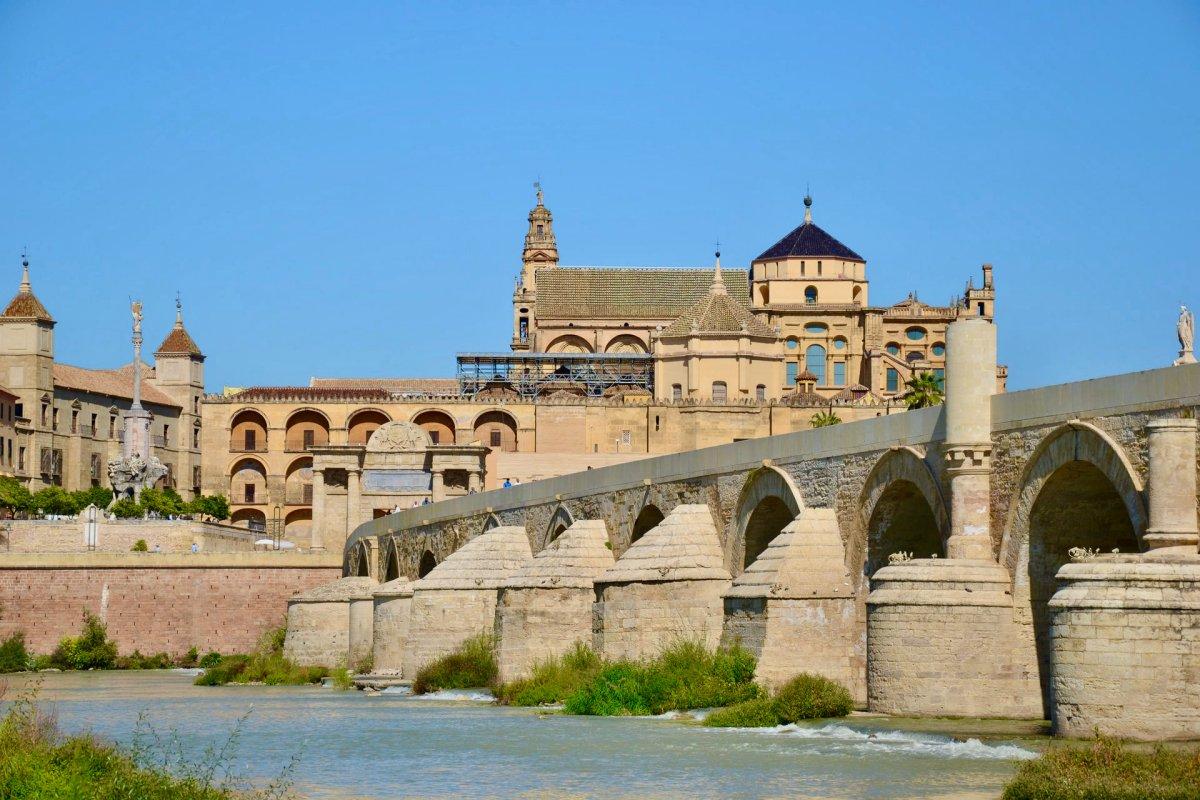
[832,337,847,350]
[905,327,927,341]
[932,343,946,357]
[786,339,799,350]
[804,323,827,335]
[886,343,900,356]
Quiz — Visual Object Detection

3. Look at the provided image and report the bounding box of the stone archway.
[417,549,438,578]
[860,447,949,579]
[999,421,1145,718]
[731,466,803,573]
[545,504,574,546]
[630,504,664,544]
[382,537,401,582]
[346,539,373,578]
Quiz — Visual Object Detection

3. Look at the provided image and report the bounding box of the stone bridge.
[323,320,1200,739]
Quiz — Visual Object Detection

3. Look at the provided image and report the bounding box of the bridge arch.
[860,447,949,578]
[417,549,438,578]
[545,504,574,546]
[999,421,1146,717]
[630,503,664,544]
[346,539,373,578]
[731,466,804,572]
[381,537,401,582]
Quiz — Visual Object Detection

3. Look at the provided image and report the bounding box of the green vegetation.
[0,685,294,800]
[193,627,326,687]
[49,612,118,670]
[113,498,144,519]
[903,371,945,409]
[131,537,149,551]
[810,410,842,427]
[0,476,230,520]
[564,640,760,716]
[199,651,223,669]
[329,666,354,690]
[412,634,498,694]
[495,641,602,706]
[701,672,854,728]
[1003,737,1200,800]
[703,697,780,727]
[0,631,30,673]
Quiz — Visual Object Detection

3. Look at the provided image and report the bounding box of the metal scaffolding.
[456,353,654,399]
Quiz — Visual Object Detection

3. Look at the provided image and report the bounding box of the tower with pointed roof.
[512,183,559,351]
[152,296,205,495]
[0,255,57,462]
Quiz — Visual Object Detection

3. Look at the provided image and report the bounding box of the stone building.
[203,189,1002,548]
[0,257,204,494]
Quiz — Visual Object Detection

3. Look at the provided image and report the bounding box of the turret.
[513,183,558,350]
[0,253,56,427]
[152,296,205,495]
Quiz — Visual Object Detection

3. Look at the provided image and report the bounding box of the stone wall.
[496,586,593,683]
[0,552,341,656]
[593,580,729,662]
[2,518,261,554]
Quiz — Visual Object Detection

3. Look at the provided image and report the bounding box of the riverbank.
[1,670,1041,799]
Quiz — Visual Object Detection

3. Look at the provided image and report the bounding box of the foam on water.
[720,722,1037,760]
[404,688,496,703]
[380,685,413,696]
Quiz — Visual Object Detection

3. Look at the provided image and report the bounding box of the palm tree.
[810,410,842,428]
[904,371,945,409]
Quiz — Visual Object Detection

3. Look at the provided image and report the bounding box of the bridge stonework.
[323,332,1200,739]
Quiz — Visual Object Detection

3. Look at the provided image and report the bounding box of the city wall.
[0,518,261,554]
[0,551,341,655]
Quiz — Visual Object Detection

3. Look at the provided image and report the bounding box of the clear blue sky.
[1,2,1197,392]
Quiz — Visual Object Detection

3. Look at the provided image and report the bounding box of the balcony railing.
[284,486,314,505]
[230,444,268,453]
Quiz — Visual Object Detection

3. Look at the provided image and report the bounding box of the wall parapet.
[0,552,343,569]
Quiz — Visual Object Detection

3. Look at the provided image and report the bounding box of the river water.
[4,671,1042,799]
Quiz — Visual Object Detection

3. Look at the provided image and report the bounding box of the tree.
[139,487,184,517]
[30,485,78,516]
[904,371,945,409]
[111,497,142,519]
[810,410,842,428]
[71,485,114,511]
[190,494,230,521]
[0,476,32,513]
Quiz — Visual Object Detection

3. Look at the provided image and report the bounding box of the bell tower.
[512,182,558,351]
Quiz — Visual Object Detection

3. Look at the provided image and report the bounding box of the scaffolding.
[456,353,654,399]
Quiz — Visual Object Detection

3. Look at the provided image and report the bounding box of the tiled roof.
[779,389,827,407]
[310,377,459,393]
[756,221,864,262]
[535,267,750,319]
[155,325,203,357]
[2,291,53,322]
[659,286,777,339]
[52,363,179,407]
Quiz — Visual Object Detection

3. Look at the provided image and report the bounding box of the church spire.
[803,191,813,224]
[1,252,54,323]
[521,181,559,289]
[710,248,727,295]
[19,251,31,294]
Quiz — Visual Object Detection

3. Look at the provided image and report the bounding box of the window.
[163,424,170,443]
[490,430,502,448]
[832,337,846,350]
[18,446,25,472]
[804,286,818,304]
[756,385,766,402]
[109,415,117,438]
[71,410,78,433]
[887,368,900,393]
[193,466,202,491]
[244,429,256,450]
[785,338,798,350]
[90,413,97,433]
[90,453,102,482]
[620,430,632,446]
[672,384,682,401]
[804,322,827,335]
[14,403,21,419]
[654,415,660,431]
[805,344,826,385]
[302,429,315,449]
[885,343,900,356]
[40,404,48,426]
[833,362,846,386]
[907,351,923,364]
[193,397,199,414]
[786,361,798,386]
[5,439,10,467]
[977,302,985,316]
[245,484,255,503]
[932,342,946,357]
[52,407,59,430]
[711,381,727,402]
[934,368,946,389]
[536,224,544,234]
[905,327,926,341]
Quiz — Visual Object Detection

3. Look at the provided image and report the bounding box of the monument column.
[943,317,996,560]
[346,468,362,538]
[468,470,481,493]
[1144,418,1199,552]
[310,468,327,551]
[431,469,445,502]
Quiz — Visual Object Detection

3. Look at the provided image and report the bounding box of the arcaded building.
[203,189,1001,546]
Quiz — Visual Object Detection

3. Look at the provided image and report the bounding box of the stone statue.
[131,300,142,334]
[1176,305,1196,365]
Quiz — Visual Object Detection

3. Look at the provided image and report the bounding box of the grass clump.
[772,673,854,722]
[1003,737,1200,800]
[495,642,602,706]
[564,640,761,716]
[193,627,327,687]
[329,666,354,690]
[412,634,497,694]
[703,697,780,728]
[0,684,295,799]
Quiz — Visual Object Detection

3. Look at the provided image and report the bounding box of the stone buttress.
[721,508,862,698]
[592,504,731,662]
[371,577,413,676]
[283,576,379,668]
[402,526,533,677]
[496,520,615,683]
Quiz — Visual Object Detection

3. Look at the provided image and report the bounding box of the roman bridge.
[325,320,1200,739]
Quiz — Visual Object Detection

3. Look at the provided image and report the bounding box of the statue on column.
[108,299,167,502]
[1176,305,1196,365]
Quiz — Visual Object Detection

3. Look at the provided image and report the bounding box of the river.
[3,671,1042,799]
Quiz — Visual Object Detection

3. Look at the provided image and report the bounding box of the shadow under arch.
[630,504,664,544]
[731,466,804,572]
[998,420,1146,718]
[346,539,373,578]
[545,504,574,546]
[417,549,438,578]
[859,447,949,579]
[381,537,401,582]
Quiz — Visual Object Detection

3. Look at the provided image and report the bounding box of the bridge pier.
[283,576,379,668]
[371,577,413,676]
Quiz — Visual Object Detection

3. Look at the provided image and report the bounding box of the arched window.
[931,342,946,357]
[805,345,826,385]
[786,361,798,387]
[803,322,827,335]
[905,327,927,341]
[886,342,901,356]
[755,384,766,402]
[671,384,682,401]
[804,286,818,305]
[712,381,727,402]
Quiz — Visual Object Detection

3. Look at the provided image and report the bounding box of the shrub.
[0,631,30,673]
[1003,737,1200,800]
[113,499,143,520]
[703,697,779,728]
[564,640,762,717]
[412,634,497,694]
[116,651,173,670]
[495,642,602,706]
[198,651,223,669]
[50,613,118,671]
[0,475,32,512]
[772,673,854,722]
[30,486,79,516]
[179,647,199,668]
[131,538,149,552]
[193,626,326,687]
[330,666,354,690]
